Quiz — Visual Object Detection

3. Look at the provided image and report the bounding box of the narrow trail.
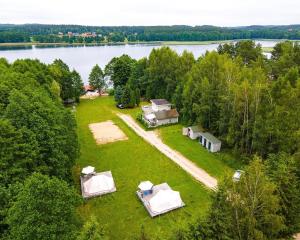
[117,113,218,190]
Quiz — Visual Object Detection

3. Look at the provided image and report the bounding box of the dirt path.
[117,114,218,190]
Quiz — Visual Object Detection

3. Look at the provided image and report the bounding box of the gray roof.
[154,109,179,120]
[151,99,171,105]
[200,132,221,144]
[188,126,203,133]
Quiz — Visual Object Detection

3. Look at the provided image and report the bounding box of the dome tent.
[83,175,114,194]
[149,189,183,214]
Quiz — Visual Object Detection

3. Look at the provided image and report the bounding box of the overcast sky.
[0,0,299,26]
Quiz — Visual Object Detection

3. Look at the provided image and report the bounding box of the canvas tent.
[81,171,116,199]
[149,189,183,214]
[136,182,185,217]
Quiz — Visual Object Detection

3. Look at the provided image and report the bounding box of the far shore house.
[80,166,116,199]
[199,132,221,153]
[136,181,185,217]
[142,99,179,127]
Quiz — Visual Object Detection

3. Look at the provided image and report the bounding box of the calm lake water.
[0,40,281,83]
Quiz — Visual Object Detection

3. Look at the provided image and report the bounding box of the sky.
[0,0,299,27]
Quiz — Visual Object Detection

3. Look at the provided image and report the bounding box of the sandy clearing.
[89,120,128,145]
[117,113,218,190]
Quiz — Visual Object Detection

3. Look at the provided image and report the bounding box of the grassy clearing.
[74,97,211,239]
[123,102,241,179]
[158,125,242,180]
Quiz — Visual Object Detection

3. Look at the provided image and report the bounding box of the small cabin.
[199,132,221,152]
[187,126,203,140]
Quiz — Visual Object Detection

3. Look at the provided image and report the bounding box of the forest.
[1,24,300,43]
[106,40,300,239]
[0,40,299,239]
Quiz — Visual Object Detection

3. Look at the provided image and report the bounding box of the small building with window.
[199,132,221,152]
[142,99,179,127]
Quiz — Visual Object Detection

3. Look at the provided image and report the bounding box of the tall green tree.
[77,215,108,240]
[266,153,300,236]
[89,64,105,95]
[71,70,84,102]
[187,158,285,240]
[110,55,135,87]
[6,173,81,240]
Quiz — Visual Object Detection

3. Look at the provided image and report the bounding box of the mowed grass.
[158,125,242,180]
[74,97,211,240]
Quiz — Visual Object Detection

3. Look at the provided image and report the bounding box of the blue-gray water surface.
[0,40,280,83]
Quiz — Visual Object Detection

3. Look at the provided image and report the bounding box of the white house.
[199,132,221,152]
[186,126,203,139]
[142,99,179,127]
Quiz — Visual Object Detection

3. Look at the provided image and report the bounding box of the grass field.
[74,97,212,239]
[158,125,242,179]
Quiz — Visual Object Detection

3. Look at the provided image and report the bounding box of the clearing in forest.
[89,120,128,144]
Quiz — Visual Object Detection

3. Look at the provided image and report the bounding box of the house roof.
[150,99,171,106]
[188,125,203,133]
[154,109,179,120]
[200,132,221,144]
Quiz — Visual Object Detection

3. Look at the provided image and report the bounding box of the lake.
[0,40,281,83]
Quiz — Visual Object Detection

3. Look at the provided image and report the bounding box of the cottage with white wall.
[187,126,203,139]
[199,132,221,152]
[142,99,179,127]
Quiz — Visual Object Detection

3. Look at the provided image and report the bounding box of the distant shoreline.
[0,39,297,48]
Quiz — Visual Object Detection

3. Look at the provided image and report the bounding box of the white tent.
[83,175,114,194]
[149,189,183,214]
[82,166,95,175]
[138,181,154,191]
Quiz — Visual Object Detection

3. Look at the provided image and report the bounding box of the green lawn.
[158,125,242,180]
[74,97,211,239]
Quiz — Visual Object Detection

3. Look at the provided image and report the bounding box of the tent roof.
[83,174,114,194]
[200,132,221,144]
[82,166,95,175]
[149,189,183,214]
[138,181,154,191]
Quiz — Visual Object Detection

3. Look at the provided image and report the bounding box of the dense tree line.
[1,24,300,43]
[0,58,90,239]
[106,41,300,238]
[109,41,300,158]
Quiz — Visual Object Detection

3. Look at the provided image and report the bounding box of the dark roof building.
[154,109,179,120]
[150,99,171,106]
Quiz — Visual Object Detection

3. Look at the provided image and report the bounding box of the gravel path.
[117,114,218,190]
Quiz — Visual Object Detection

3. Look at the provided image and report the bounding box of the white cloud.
[0,0,299,26]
